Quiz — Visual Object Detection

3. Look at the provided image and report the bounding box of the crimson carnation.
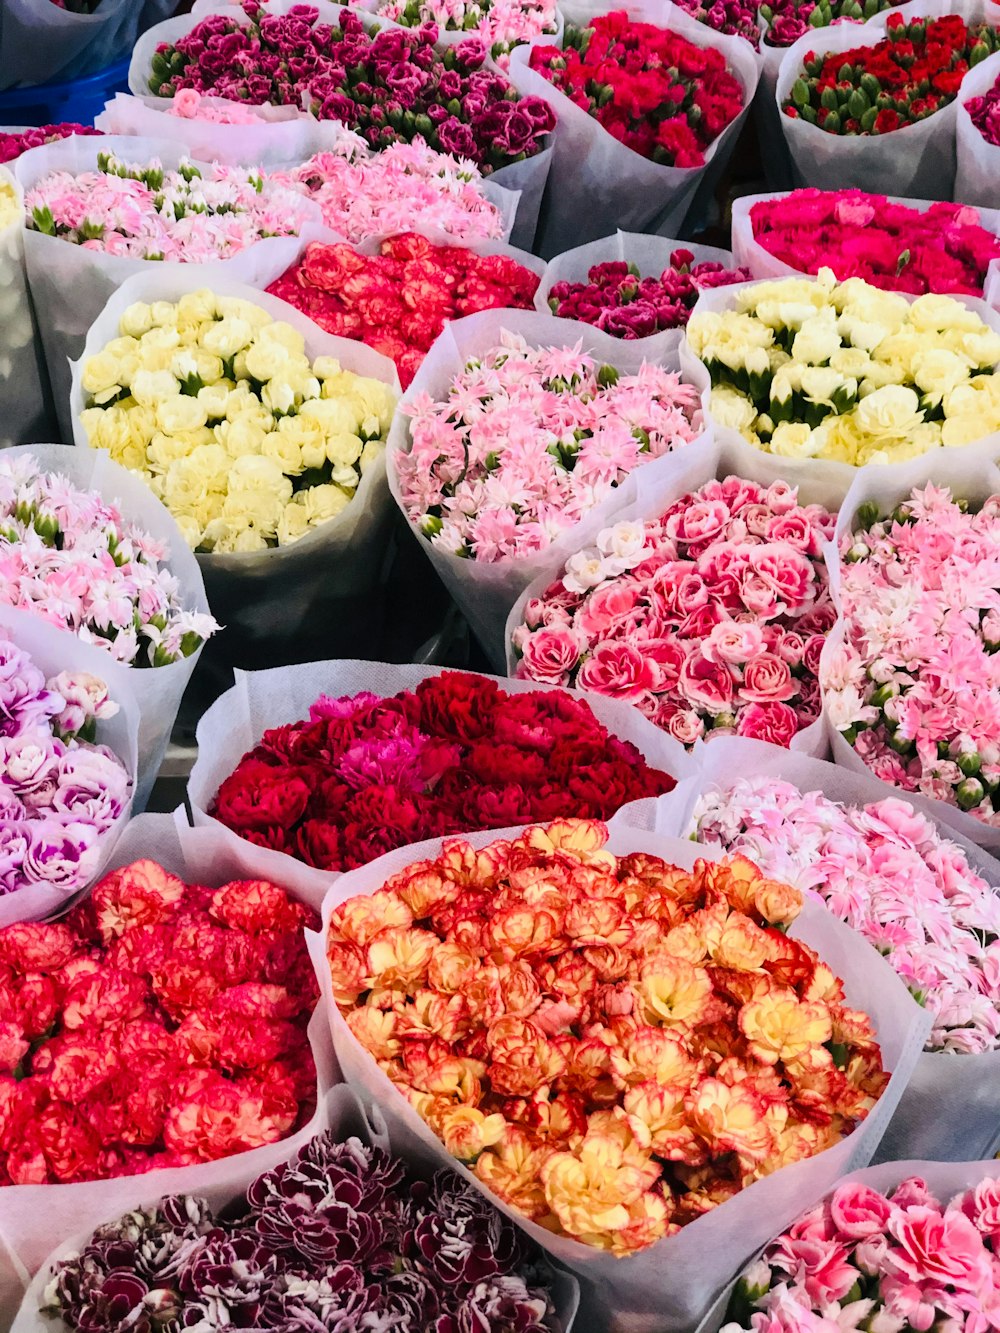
[0,862,318,1186]
[0,123,100,166]
[529,10,744,166]
[210,672,675,872]
[269,232,540,388]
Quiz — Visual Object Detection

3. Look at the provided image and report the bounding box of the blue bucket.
[0,54,131,129]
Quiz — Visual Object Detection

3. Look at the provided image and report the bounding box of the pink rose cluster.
[279,136,505,244]
[0,637,130,901]
[0,124,100,167]
[511,476,836,747]
[825,484,1000,827]
[723,1174,1000,1332]
[397,330,704,563]
[693,777,1000,1053]
[750,189,1000,296]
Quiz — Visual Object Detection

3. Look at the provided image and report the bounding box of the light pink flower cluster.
[373,0,559,66]
[397,330,704,562]
[167,88,270,124]
[693,776,1000,1053]
[827,484,1000,827]
[0,455,217,668]
[280,135,505,244]
[511,476,836,747]
[723,1174,1000,1333]
[24,150,312,261]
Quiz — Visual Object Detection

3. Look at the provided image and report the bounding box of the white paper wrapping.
[187,656,699,911]
[69,269,400,679]
[386,307,713,667]
[504,433,833,760]
[659,735,1000,1163]
[0,808,339,1333]
[693,1157,1000,1333]
[774,0,995,197]
[827,449,1000,851]
[0,443,211,812]
[0,0,169,92]
[510,0,760,259]
[536,230,738,364]
[956,49,1000,209]
[311,810,930,1333]
[678,276,1000,511]
[0,166,53,449]
[0,604,139,928]
[12,134,329,442]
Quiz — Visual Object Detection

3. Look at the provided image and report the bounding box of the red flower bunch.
[0,861,319,1186]
[784,14,1000,134]
[529,10,744,166]
[329,820,889,1255]
[0,123,100,166]
[268,233,540,388]
[211,672,675,872]
[750,190,1000,296]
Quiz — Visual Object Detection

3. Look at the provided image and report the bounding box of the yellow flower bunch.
[79,291,397,553]
[687,268,1000,466]
[0,177,19,230]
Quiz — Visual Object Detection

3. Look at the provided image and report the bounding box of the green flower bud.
[957,778,986,811]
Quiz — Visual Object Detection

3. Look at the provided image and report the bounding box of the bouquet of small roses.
[12,1086,579,1333]
[712,1163,1000,1333]
[956,50,1000,208]
[732,189,1000,296]
[683,269,1000,492]
[0,447,214,809]
[388,310,708,661]
[515,3,756,253]
[508,473,836,752]
[72,273,399,673]
[680,738,1000,1162]
[0,124,99,166]
[268,233,542,387]
[319,815,928,1328]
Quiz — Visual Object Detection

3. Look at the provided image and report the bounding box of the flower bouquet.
[0,125,100,167]
[318,813,928,1329]
[732,190,1000,296]
[267,233,543,387]
[132,0,557,247]
[708,1161,1000,1333]
[508,472,836,753]
[72,272,399,674]
[0,446,214,810]
[683,269,1000,499]
[681,738,1000,1161]
[9,1085,579,1333]
[187,660,688,903]
[824,462,1000,850]
[0,166,52,447]
[775,0,1000,197]
[359,0,563,68]
[0,607,138,928]
[956,49,1000,208]
[537,231,751,361]
[0,809,336,1327]
[673,0,762,48]
[510,0,758,255]
[387,309,709,662]
[13,134,324,436]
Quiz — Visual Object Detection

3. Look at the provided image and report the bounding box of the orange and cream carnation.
[328,820,889,1256]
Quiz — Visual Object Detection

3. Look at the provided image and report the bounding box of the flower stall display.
[0,125,100,166]
[956,49,1000,208]
[187,659,689,902]
[683,739,1000,1161]
[0,609,138,928]
[365,0,562,67]
[320,816,927,1329]
[0,811,336,1328]
[538,232,752,358]
[673,0,762,48]
[516,4,756,254]
[0,447,214,811]
[388,311,708,661]
[72,273,399,672]
[0,166,52,448]
[775,3,1000,197]
[715,1163,1000,1333]
[683,270,1000,492]
[267,234,543,388]
[761,0,895,50]
[732,190,1000,295]
[14,1086,578,1333]
[13,135,323,438]
[824,470,1000,848]
[508,475,836,752]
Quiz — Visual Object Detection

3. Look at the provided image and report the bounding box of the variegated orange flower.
[639,956,713,1026]
[475,1123,552,1221]
[330,891,412,948]
[686,1077,774,1164]
[367,926,438,990]
[739,991,833,1066]
[432,1104,506,1161]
